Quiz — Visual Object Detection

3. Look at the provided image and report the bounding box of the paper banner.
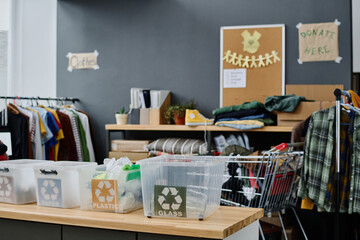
[67,50,100,72]
[298,21,340,63]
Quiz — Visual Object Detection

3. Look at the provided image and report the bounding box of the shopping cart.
[220,143,308,240]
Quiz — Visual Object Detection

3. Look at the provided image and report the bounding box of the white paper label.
[224,69,246,88]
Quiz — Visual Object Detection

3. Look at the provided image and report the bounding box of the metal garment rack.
[0,96,80,103]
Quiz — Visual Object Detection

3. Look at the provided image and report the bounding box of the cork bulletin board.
[220,24,285,107]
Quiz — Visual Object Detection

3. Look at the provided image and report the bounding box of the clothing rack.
[0,96,80,103]
[334,88,341,240]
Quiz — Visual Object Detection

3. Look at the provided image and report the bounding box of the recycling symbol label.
[91,179,118,210]
[37,178,62,207]
[0,176,14,203]
[154,185,186,217]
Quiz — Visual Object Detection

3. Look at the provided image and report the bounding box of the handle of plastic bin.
[40,169,58,175]
[274,143,288,151]
[0,168,9,173]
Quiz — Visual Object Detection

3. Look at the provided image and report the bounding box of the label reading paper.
[224,69,246,88]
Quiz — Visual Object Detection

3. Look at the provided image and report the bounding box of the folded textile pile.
[212,101,274,130]
[147,138,212,155]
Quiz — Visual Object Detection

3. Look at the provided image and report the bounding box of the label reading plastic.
[91,179,118,211]
[37,178,62,207]
[154,185,186,217]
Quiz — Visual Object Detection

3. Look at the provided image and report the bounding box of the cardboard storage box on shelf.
[111,140,150,152]
[109,151,148,163]
[139,90,171,125]
[278,84,342,127]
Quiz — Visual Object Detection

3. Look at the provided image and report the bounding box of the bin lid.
[0,160,52,169]
[34,161,97,171]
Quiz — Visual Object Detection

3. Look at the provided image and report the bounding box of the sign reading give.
[67,50,100,72]
[298,21,340,63]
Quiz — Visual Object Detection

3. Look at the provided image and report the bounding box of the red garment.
[56,111,78,161]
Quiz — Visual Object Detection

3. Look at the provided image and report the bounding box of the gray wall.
[57,0,352,161]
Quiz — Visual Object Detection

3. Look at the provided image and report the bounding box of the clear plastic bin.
[0,160,51,204]
[34,161,97,208]
[138,155,225,219]
[79,164,142,213]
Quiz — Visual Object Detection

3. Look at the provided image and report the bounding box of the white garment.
[76,111,95,162]
[27,109,43,160]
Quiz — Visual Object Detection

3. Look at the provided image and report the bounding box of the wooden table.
[0,203,263,240]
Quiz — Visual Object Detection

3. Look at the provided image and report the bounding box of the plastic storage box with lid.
[138,155,225,220]
[79,164,142,213]
[0,160,51,204]
[34,161,97,208]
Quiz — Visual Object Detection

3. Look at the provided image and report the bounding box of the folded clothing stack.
[147,138,212,156]
[212,101,275,130]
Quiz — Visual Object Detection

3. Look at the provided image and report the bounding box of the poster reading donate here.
[298,22,339,62]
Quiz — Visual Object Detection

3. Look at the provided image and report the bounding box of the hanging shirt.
[27,108,47,142]
[19,107,43,160]
[71,110,89,162]
[76,111,95,162]
[61,109,83,161]
[31,107,57,160]
[298,106,360,213]
[56,110,78,161]
[41,107,65,161]
[7,106,29,159]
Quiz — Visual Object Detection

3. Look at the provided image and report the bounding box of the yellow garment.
[41,106,64,161]
[301,197,315,210]
[27,108,47,140]
[348,90,360,108]
[215,120,264,126]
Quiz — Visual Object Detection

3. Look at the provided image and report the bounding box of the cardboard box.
[111,140,150,152]
[277,101,336,126]
[109,151,148,163]
[277,102,321,126]
[139,91,171,125]
[140,108,150,125]
[286,84,344,101]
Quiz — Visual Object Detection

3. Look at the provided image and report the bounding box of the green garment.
[264,94,313,113]
[72,111,90,162]
[254,118,275,126]
[212,101,265,115]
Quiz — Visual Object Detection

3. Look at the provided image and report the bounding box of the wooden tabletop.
[105,124,292,132]
[0,203,263,239]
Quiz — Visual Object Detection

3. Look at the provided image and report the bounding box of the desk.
[0,203,263,240]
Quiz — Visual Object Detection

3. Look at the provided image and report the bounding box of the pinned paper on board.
[66,50,100,72]
[224,69,246,88]
[297,20,341,63]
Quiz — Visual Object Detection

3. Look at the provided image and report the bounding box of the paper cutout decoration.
[242,30,262,53]
[298,20,341,63]
[66,50,100,72]
[223,50,280,68]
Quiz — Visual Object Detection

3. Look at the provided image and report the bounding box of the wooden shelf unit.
[105,124,293,154]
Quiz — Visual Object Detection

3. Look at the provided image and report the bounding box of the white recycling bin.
[34,161,97,208]
[0,160,51,204]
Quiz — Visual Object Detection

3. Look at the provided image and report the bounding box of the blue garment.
[216,123,263,130]
[31,107,54,144]
[32,107,58,159]
[217,114,269,122]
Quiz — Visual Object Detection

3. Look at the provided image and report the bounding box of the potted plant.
[163,100,196,125]
[115,107,129,125]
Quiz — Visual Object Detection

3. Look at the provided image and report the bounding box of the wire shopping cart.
[220,143,308,240]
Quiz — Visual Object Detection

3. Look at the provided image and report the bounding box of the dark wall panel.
[57,0,352,160]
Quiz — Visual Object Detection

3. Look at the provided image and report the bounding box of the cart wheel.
[198,218,203,221]
[147,216,152,218]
